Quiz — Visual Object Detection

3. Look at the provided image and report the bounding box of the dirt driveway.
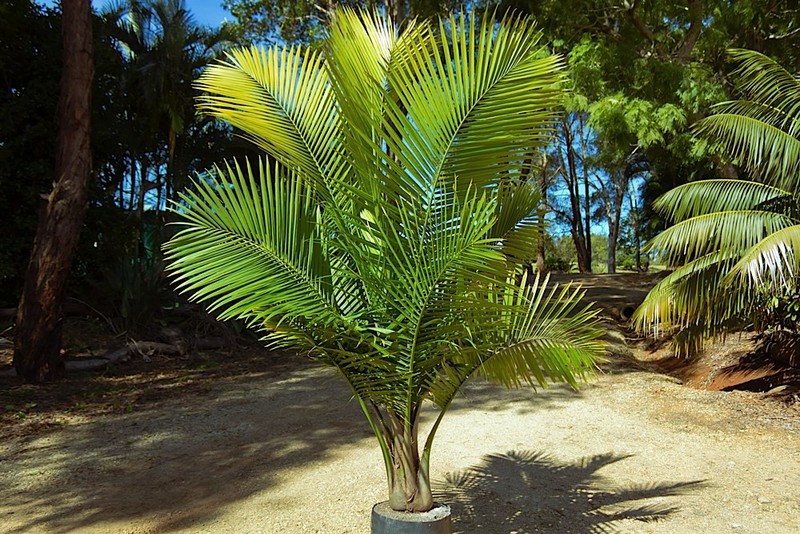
[1,274,798,533]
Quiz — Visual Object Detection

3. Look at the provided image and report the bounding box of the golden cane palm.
[634,49,800,352]
[164,9,604,513]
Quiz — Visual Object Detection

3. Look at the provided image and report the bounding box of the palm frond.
[465,272,602,391]
[646,209,793,265]
[165,159,340,330]
[694,114,800,191]
[727,49,800,120]
[728,224,800,288]
[379,11,564,204]
[693,50,800,192]
[490,179,542,262]
[195,45,343,195]
[653,179,789,222]
[632,251,746,340]
[712,100,800,138]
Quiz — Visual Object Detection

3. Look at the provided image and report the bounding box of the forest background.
[2,0,798,357]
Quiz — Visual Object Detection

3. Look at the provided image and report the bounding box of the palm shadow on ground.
[436,450,705,534]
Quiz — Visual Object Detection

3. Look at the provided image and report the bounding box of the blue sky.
[37,1,233,27]
[173,0,231,27]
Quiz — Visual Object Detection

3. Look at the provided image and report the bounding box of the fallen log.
[194,336,229,350]
[2,336,226,375]
[63,341,182,372]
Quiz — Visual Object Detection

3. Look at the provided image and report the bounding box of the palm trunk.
[385,411,433,512]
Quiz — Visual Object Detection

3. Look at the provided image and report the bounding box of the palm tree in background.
[104,0,231,211]
[164,9,604,512]
[634,49,800,353]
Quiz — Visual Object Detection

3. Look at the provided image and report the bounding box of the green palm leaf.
[729,224,800,287]
[727,49,800,118]
[647,210,793,265]
[195,45,344,197]
[694,113,800,192]
[637,49,800,352]
[653,179,789,222]
[165,159,340,331]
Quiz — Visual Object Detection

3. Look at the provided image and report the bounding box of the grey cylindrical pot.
[371,502,452,534]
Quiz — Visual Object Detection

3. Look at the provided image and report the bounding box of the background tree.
[102,0,232,252]
[222,0,456,45]
[634,50,800,355]
[13,0,93,382]
[490,0,800,271]
[1,1,251,345]
[548,109,594,272]
[0,1,61,306]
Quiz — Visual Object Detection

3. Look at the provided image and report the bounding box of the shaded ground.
[1,273,799,533]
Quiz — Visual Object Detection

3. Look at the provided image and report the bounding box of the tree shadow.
[0,366,375,533]
[436,450,705,533]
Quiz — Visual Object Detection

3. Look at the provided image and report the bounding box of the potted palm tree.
[164,8,604,531]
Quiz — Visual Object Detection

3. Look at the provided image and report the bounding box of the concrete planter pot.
[371,502,452,534]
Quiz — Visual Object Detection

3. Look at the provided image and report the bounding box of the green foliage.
[164,9,604,512]
[0,0,60,305]
[0,1,246,311]
[590,234,609,273]
[634,50,800,353]
[541,234,575,272]
[754,288,800,335]
[222,0,455,45]
[495,0,800,264]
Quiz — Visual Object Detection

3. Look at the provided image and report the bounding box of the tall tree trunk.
[606,172,627,274]
[578,114,592,267]
[561,119,591,273]
[536,150,547,273]
[385,0,406,27]
[14,0,93,382]
[628,187,642,271]
[607,220,618,274]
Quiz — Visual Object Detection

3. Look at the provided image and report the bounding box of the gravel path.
[1,348,798,533]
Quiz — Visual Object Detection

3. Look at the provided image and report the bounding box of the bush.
[544,256,573,273]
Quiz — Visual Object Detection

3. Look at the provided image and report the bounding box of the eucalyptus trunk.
[14,0,93,382]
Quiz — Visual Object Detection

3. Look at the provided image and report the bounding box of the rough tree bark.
[13,0,93,382]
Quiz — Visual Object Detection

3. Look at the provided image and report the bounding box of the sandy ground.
[1,352,798,533]
[1,273,799,533]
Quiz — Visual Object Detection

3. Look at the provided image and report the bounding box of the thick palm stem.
[386,411,433,512]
